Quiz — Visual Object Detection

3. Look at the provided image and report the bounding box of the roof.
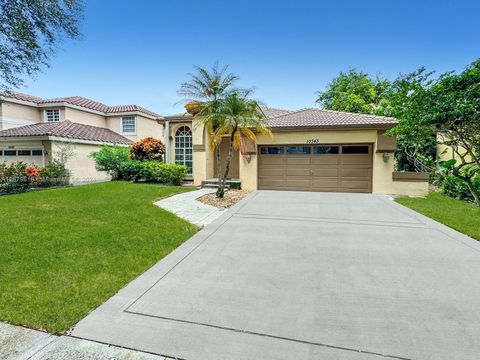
[266,108,398,129]
[1,92,161,119]
[0,120,133,145]
[164,106,291,121]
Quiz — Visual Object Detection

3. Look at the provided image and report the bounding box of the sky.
[16,0,480,115]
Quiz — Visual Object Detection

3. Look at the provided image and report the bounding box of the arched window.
[175,126,193,174]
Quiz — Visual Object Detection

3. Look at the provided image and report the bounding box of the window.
[122,116,136,134]
[18,150,31,156]
[0,150,2,156]
[32,150,43,156]
[342,146,369,154]
[287,146,311,154]
[4,150,16,156]
[260,146,284,155]
[175,126,193,174]
[45,109,60,122]
[314,146,339,154]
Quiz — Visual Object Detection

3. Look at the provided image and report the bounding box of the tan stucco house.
[0,92,163,182]
[1,92,428,195]
[164,108,429,196]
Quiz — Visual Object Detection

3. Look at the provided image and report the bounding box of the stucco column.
[164,120,171,163]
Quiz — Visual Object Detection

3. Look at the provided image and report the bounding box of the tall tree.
[178,63,240,190]
[316,69,390,114]
[211,91,271,198]
[379,68,437,172]
[0,0,84,89]
[426,60,480,205]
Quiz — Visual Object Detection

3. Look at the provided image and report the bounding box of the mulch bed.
[197,189,250,209]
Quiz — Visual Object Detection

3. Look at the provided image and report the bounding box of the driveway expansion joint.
[123,311,412,360]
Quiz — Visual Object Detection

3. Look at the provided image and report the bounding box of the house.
[1,91,428,195]
[0,92,163,182]
[163,108,429,195]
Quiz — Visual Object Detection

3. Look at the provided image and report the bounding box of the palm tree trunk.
[217,131,236,198]
[215,146,222,194]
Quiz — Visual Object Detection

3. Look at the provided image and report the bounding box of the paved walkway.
[154,188,226,227]
[0,322,175,360]
[72,191,480,360]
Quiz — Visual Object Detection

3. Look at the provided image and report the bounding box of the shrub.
[39,160,71,187]
[439,164,480,203]
[130,137,165,161]
[90,145,131,179]
[0,162,41,194]
[120,160,187,185]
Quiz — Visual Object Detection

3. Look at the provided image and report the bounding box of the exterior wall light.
[383,152,392,163]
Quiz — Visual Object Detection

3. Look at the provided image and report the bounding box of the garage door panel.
[259,157,285,165]
[286,157,310,165]
[285,178,311,188]
[286,167,311,176]
[311,156,340,165]
[259,178,286,188]
[341,168,371,178]
[259,167,286,177]
[258,144,372,193]
[312,168,340,177]
[312,179,339,189]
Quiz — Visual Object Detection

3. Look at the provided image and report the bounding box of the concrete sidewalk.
[154,188,226,227]
[0,322,176,360]
[72,191,480,360]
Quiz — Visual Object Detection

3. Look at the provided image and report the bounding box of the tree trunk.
[217,130,236,198]
[215,146,222,196]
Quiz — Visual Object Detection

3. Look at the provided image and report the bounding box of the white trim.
[0,135,130,147]
[106,111,160,120]
[48,136,131,146]
[121,116,137,136]
[44,108,61,122]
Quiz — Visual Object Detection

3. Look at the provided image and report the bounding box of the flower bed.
[0,161,70,195]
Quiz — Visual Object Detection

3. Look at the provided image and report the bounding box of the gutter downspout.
[164,120,170,163]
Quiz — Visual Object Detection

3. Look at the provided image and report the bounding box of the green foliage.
[0,162,38,194]
[39,160,71,188]
[90,145,131,180]
[0,161,70,194]
[0,0,84,89]
[121,161,187,185]
[437,159,480,204]
[316,69,390,114]
[130,137,165,161]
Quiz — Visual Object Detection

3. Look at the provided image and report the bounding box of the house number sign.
[306,138,320,144]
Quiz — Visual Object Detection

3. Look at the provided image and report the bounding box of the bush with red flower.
[130,137,165,161]
[0,161,70,195]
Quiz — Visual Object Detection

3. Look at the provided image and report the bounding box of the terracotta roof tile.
[266,108,398,128]
[0,121,133,145]
[1,92,161,118]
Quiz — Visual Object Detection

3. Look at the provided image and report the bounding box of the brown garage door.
[258,144,372,193]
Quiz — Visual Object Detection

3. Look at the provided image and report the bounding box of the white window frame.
[122,116,136,135]
[44,109,60,122]
[174,126,193,174]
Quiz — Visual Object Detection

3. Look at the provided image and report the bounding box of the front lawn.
[0,182,197,333]
[396,191,480,241]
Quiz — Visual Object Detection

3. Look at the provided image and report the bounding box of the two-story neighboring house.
[0,92,164,182]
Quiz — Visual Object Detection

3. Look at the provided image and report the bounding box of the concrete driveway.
[72,191,480,360]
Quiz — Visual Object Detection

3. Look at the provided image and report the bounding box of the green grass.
[0,182,197,333]
[396,191,480,241]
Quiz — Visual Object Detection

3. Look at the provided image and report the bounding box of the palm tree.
[212,91,272,198]
[177,62,239,182]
